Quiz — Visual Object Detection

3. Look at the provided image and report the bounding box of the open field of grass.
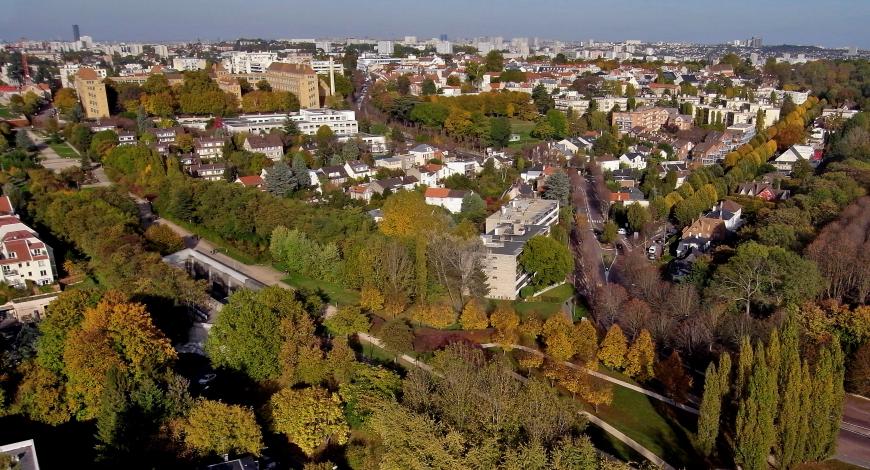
[49,142,79,158]
[508,118,541,148]
[283,273,360,306]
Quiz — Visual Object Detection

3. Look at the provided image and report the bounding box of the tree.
[323,305,370,337]
[519,235,574,289]
[205,287,310,382]
[598,324,627,369]
[624,329,655,381]
[490,302,520,346]
[459,192,486,223]
[542,172,571,204]
[255,79,272,92]
[734,344,777,470]
[53,88,78,115]
[489,117,511,148]
[543,316,575,362]
[291,153,311,187]
[696,362,722,456]
[656,351,692,401]
[550,435,598,470]
[15,130,33,150]
[484,50,504,72]
[340,139,361,162]
[421,78,437,96]
[13,362,70,425]
[572,320,598,366]
[396,75,411,95]
[460,299,489,330]
[264,160,296,196]
[268,387,349,456]
[177,399,263,457]
[601,221,618,244]
[379,318,414,354]
[532,84,554,114]
[546,109,568,139]
[626,204,651,234]
[848,342,870,396]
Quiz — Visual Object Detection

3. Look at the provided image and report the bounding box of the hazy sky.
[3,0,869,48]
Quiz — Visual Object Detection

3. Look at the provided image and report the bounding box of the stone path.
[26,129,79,173]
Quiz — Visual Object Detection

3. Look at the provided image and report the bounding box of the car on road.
[617,228,627,235]
[647,245,658,259]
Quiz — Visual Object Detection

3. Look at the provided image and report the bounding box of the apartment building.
[264,62,319,109]
[74,68,110,119]
[481,198,560,299]
[59,64,106,88]
[611,106,670,135]
[194,137,224,160]
[0,202,57,288]
[222,109,359,136]
[172,57,207,71]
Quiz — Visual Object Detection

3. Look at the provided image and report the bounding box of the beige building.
[481,198,560,299]
[74,68,110,119]
[264,62,319,109]
[611,106,670,135]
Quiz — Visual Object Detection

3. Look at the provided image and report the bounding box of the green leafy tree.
[421,78,437,96]
[324,305,370,337]
[268,387,349,456]
[489,116,511,148]
[518,235,574,289]
[484,50,504,72]
[734,343,777,470]
[379,318,414,354]
[264,161,296,196]
[696,363,722,456]
[542,172,571,204]
[459,192,486,223]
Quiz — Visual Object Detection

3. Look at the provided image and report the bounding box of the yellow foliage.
[412,303,455,329]
[625,329,656,381]
[490,302,520,345]
[459,299,489,330]
[572,320,599,367]
[359,284,385,312]
[598,324,628,370]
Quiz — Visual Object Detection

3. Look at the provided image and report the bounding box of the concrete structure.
[377,40,395,55]
[194,136,224,160]
[0,439,40,470]
[221,51,277,74]
[74,68,110,119]
[481,198,559,299]
[163,249,266,301]
[6,292,60,322]
[612,106,670,135]
[59,64,107,88]
[222,109,358,136]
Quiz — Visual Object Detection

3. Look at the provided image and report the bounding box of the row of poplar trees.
[696,316,845,469]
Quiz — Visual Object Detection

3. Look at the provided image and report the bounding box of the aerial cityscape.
[0,1,868,469]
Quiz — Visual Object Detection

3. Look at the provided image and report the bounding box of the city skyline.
[2,0,869,48]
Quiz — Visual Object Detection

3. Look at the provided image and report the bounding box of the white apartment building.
[222,109,359,137]
[0,207,57,288]
[436,41,453,55]
[481,198,560,299]
[172,57,207,71]
[221,51,277,74]
[377,41,395,55]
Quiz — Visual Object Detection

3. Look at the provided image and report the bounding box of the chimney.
[329,57,336,95]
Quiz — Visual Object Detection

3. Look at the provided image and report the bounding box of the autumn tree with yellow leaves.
[459,299,489,330]
[625,329,656,381]
[268,387,349,456]
[597,324,628,370]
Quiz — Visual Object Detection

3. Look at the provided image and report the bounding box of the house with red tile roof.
[425,187,470,214]
[235,175,264,190]
[0,215,57,288]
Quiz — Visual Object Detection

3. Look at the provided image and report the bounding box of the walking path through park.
[479,342,700,415]
[129,193,292,290]
[26,129,80,173]
[357,332,676,469]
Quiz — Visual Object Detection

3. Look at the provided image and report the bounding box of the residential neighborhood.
[0,4,868,470]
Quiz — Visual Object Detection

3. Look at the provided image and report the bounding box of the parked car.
[617,227,627,235]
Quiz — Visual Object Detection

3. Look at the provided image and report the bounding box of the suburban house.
[736,181,791,201]
[657,161,690,188]
[555,137,593,155]
[676,200,744,257]
[117,131,137,145]
[369,176,419,195]
[673,139,694,160]
[317,166,349,186]
[235,175,264,189]
[608,187,648,207]
[597,155,621,172]
[772,144,814,174]
[408,143,440,163]
[445,158,482,178]
[154,127,180,145]
[618,152,648,170]
[343,160,373,179]
[194,137,224,160]
[348,184,374,202]
[407,163,449,187]
[188,163,226,181]
[0,213,57,288]
[424,188,469,214]
[611,169,637,188]
[481,198,560,299]
[373,157,404,172]
[692,140,726,166]
[243,134,284,161]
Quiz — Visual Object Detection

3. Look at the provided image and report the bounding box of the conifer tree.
[736,336,754,394]
[696,362,721,456]
[735,344,777,470]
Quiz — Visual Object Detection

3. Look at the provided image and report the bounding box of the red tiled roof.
[237,175,263,187]
[0,196,13,215]
[76,68,100,80]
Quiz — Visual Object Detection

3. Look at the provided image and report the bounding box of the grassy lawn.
[534,283,575,302]
[49,142,79,158]
[163,217,261,265]
[508,118,542,148]
[590,383,699,467]
[511,299,564,320]
[283,273,360,306]
[0,105,18,119]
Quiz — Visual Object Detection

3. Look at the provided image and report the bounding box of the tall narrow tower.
[73,24,80,41]
[329,57,336,95]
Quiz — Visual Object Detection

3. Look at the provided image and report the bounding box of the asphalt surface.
[837,394,870,468]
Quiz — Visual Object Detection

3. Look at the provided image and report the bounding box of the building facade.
[74,68,110,119]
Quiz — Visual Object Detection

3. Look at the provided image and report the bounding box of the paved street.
[837,394,870,467]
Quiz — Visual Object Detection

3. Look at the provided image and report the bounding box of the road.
[837,394,870,467]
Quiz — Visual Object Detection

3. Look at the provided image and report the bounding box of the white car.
[617,228,627,235]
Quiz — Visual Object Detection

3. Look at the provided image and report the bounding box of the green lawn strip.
[282,273,360,306]
[48,142,79,158]
[590,385,698,467]
[511,299,563,320]
[532,283,575,302]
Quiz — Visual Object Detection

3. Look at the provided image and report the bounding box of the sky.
[2,0,869,48]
